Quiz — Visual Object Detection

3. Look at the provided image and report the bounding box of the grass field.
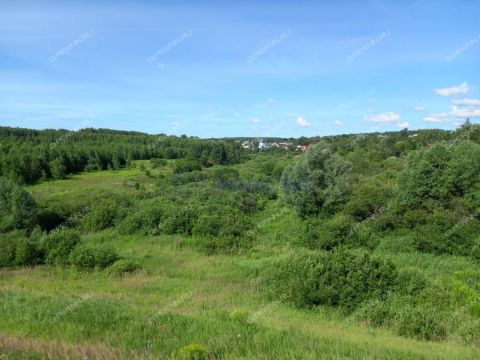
[1,163,479,359]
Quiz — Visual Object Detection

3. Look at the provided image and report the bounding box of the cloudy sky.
[1,0,479,137]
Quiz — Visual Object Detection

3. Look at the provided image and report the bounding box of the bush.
[151,158,167,168]
[82,200,119,231]
[0,234,17,268]
[458,319,480,345]
[267,249,398,310]
[176,343,209,360]
[302,214,356,250]
[170,171,207,185]
[107,259,141,276]
[14,237,43,266]
[174,159,202,174]
[394,306,448,341]
[396,269,428,296]
[43,230,81,266]
[70,245,119,270]
[69,246,96,270]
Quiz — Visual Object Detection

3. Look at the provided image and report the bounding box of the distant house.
[241,140,255,149]
[279,141,293,149]
[296,144,310,152]
[269,142,280,148]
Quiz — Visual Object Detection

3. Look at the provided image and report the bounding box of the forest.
[1,122,480,359]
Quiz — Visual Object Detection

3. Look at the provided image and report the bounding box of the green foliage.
[267,249,398,310]
[302,214,356,250]
[107,259,141,276]
[0,177,37,232]
[174,159,202,174]
[69,245,119,270]
[82,200,119,231]
[43,230,81,266]
[395,269,428,296]
[50,158,67,179]
[176,343,209,360]
[281,142,352,217]
[398,142,480,208]
[150,158,168,168]
[0,233,18,267]
[394,305,448,341]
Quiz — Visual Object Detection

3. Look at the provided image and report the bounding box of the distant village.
[240,139,311,152]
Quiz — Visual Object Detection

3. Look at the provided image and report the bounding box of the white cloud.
[413,106,425,112]
[334,120,344,126]
[423,113,449,123]
[451,105,480,118]
[170,121,185,129]
[397,122,409,128]
[252,117,261,124]
[296,116,311,127]
[452,98,480,106]
[366,111,401,123]
[434,82,469,96]
[266,97,275,104]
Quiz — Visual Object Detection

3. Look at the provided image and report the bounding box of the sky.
[1,0,479,138]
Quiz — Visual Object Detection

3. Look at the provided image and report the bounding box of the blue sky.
[1,0,479,138]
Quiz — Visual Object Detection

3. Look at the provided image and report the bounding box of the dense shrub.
[302,214,355,250]
[0,233,17,267]
[0,228,45,267]
[345,182,391,221]
[69,245,119,270]
[170,171,207,185]
[118,200,170,235]
[43,230,81,266]
[82,200,119,231]
[14,237,43,266]
[150,158,167,168]
[212,167,240,183]
[394,305,448,341]
[174,159,202,174]
[267,249,398,310]
[107,259,141,276]
[395,269,428,296]
[412,210,480,256]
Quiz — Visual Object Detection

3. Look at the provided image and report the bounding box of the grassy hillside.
[1,127,480,359]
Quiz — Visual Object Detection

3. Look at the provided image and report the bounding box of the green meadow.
[1,127,480,359]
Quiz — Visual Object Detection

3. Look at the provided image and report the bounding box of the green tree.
[0,177,37,232]
[280,142,352,217]
[50,158,67,179]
